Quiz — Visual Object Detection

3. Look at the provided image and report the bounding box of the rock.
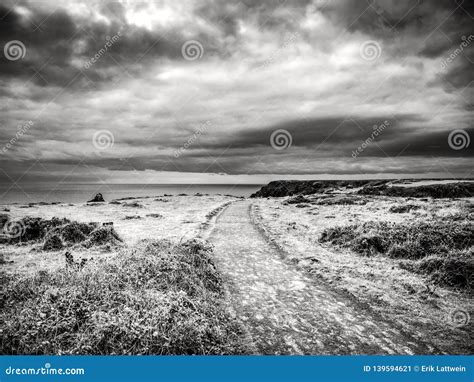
[88,193,105,203]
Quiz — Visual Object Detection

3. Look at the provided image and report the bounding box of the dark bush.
[389,204,420,213]
[82,226,123,248]
[42,234,64,251]
[50,222,98,245]
[320,219,473,289]
[400,252,473,290]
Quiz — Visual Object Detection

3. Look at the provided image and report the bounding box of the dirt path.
[208,200,429,355]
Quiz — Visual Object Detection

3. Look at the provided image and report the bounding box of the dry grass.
[319,219,473,290]
[389,204,421,213]
[1,216,123,251]
[1,239,246,355]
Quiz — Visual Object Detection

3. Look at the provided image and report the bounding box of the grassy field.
[319,216,473,290]
[1,189,472,354]
[1,238,246,355]
[251,193,473,354]
[0,196,247,355]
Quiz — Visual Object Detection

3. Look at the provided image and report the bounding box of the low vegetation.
[252,179,474,198]
[320,219,473,290]
[0,216,122,250]
[389,204,420,213]
[283,194,368,206]
[359,182,474,198]
[1,239,246,355]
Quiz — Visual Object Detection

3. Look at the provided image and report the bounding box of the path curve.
[208,200,428,355]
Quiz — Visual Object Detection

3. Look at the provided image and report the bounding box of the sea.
[0,183,263,204]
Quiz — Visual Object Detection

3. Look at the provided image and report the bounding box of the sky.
[0,0,473,186]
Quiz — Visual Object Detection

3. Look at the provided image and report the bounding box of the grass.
[389,204,420,213]
[283,194,368,206]
[399,252,473,290]
[358,182,474,198]
[1,239,246,355]
[1,216,70,244]
[319,219,473,290]
[1,216,123,250]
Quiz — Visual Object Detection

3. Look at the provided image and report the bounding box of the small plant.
[389,204,421,213]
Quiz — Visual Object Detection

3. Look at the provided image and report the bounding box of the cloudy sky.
[0,0,473,185]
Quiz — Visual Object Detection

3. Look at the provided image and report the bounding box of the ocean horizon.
[0,183,264,204]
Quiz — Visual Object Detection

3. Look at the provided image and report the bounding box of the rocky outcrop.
[250,180,381,198]
[88,193,105,203]
[251,180,474,198]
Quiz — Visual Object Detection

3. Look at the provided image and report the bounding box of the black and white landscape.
[0,0,472,355]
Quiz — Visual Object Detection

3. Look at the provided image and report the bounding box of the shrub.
[146,213,163,218]
[1,239,246,355]
[49,222,98,245]
[400,252,473,290]
[0,213,9,229]
[320,220,472,259]
[42,234,64,251]
[315,196,368,206]
[123,202,143,208]
[82,226,123,248]
[389,204,420,213]
[4,217,71,243]
[283,195,311,205]
[320,219,473,289]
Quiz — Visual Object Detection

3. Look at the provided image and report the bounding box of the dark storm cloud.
[0,2,218,89]
[209,115,417,150]
[321,0,474,90]
[356,127,474,158]
[323,0,473,43]
[0,0,473,183]
[0,4,78,86]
